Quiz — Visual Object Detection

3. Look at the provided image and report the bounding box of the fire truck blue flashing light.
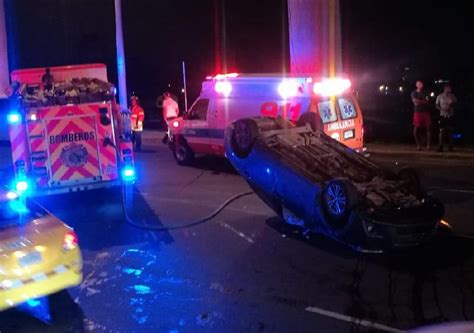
[6,191,19,200]
[122,167,135,181]
[15,180,29,193]
[8,112,21,124]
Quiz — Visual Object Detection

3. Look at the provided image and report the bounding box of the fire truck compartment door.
[45,115,102,185]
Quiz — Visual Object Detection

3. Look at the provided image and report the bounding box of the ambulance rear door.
[316,94,363,149]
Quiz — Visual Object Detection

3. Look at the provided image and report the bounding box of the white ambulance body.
[169,74,364,165]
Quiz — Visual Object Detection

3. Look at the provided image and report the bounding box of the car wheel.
[321,179,359,228]
[397,167,422,197]
[173,137,195,165]
[48,290,83,327]
[297,112,321,131]
[231,119,259,158]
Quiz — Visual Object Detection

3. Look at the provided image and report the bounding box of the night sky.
[4,0,474,106]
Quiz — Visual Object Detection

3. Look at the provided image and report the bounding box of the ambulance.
[5,64,135,195]
[168,73,364,165]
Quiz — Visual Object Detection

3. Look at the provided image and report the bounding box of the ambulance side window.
[190,99,209,121]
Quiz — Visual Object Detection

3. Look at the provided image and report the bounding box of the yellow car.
[0,187,82,311]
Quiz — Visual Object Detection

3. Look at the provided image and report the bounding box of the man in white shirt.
[436,84,457,152]
[162,92,179,144]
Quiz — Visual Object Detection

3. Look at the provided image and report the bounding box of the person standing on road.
[411,80,432,150]
[436,84,457,152]
[162,92,179,144]
[130,96,145,152]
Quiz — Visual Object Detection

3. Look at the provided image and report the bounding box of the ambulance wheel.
[321,179,360,229]
[173,138,195,165]
[231,119,259,158]
[297,112,321,131]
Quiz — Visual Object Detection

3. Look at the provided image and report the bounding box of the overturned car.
[225,117,445,252]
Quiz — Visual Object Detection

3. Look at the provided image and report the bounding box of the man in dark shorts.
[436,84,457,152]
[411,80,432,150]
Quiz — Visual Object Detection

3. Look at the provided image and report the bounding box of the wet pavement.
[1,133,474,332]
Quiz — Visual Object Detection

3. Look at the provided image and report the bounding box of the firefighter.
[130,96,145,151]
[162,92,179,144]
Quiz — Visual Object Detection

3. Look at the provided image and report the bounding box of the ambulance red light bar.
[278,79,299,99]
[313,78,351,96]
[206,73,239,80]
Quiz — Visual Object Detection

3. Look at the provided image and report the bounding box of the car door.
[184,98,212,154]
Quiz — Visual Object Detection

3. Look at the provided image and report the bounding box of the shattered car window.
[317,100,338,124]
[338,97,357,120]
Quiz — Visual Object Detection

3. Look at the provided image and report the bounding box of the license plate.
[19,251,42,267]
[343,129,355,140]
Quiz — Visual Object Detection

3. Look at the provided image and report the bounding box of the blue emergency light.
[122,167,135,181]
[15,180,29,193]
[8,112,21,124]
[6,191,19,200]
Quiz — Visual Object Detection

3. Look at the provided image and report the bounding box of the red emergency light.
[63,230,79,251]
[313,78,351,96]
[206,73,240,81]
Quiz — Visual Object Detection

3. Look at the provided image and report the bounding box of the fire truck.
[6,64,135,195]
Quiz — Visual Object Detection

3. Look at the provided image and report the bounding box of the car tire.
[231,119,259,158]
[397,167,422,197]
[48,290,83,327]
[173,137,195,165]
[321,179,359,228]
[297,112,321,131]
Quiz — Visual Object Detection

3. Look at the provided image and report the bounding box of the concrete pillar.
[287,0,342,76]
[115,0,128,109]
[0,0,10,98]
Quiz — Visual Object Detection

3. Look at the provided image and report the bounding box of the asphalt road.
[1,135,474,333]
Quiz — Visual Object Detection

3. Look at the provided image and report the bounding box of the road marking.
[305,306,405,333]
[430,187,474,194]
[218,222,255,244]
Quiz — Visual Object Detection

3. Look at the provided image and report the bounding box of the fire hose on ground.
[109,136,255,231]
[121,185,254,231]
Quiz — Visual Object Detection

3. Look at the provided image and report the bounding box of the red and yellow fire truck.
[6,64,135,195]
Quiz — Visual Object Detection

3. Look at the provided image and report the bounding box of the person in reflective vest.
[130,96,145,151]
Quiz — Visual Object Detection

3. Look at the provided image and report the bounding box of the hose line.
[121,184,254,231]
